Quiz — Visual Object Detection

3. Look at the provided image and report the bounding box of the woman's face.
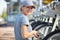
[21,6,35,16]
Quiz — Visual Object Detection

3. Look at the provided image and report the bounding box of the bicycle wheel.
[32,25,52,40]
[31,21,48,30]
[43,29,60,40]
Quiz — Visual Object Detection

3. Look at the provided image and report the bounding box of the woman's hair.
[20,5,25,11]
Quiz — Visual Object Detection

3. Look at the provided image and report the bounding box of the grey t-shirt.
[14,14,32,40]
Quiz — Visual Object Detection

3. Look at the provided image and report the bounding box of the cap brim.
[31,6,35,8]
[23,5,35,8]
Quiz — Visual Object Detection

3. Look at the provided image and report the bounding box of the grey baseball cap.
[20,0,36,8]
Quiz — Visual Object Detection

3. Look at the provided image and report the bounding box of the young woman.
[14,0,39,40]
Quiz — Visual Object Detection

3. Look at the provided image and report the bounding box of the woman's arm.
[21,24,37,39]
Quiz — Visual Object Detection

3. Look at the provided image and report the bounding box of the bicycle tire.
[43,29,60,40]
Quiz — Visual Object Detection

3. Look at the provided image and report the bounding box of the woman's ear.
[21,6,25,11]
[20,6,24,11]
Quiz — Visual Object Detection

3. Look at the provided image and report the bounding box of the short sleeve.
[21,16,29,26]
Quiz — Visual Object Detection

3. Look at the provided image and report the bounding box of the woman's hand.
[32,30,39,38]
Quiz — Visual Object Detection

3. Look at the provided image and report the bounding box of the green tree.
[1,8,7,19]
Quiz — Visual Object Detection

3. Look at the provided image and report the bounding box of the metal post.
[44,27,50,36]
[52,14,59,31]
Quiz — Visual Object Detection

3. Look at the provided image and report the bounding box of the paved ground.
[0,26,15,40]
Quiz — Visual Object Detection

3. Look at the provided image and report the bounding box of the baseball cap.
[20,0,36,8]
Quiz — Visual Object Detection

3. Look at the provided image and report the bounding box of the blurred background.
[0,0,60,40]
